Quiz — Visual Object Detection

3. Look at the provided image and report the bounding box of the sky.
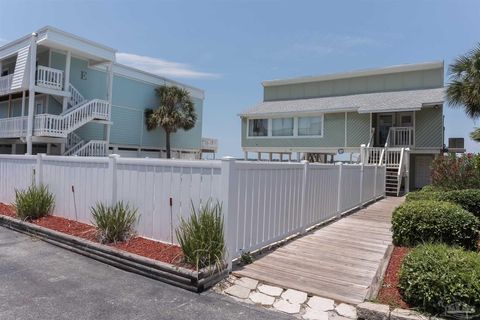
[1,0,479,157]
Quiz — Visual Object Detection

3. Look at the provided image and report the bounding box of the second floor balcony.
[0,65,64,96]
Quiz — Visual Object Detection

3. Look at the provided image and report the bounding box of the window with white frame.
[248,119,268,137]
[272,117,294,136]
[298,116,323,136]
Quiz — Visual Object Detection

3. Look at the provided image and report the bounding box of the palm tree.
[145,85,197,159]
[470,128,480,142]
[446,44,480,119]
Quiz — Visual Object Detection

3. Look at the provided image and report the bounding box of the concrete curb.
[0,214,228,292]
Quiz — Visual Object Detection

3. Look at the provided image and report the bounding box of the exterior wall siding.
[346,112,370,147]
[415,106,443,149]
[264,68,443,101]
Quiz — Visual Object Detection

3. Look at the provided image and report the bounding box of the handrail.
[0,116,27,138]
[68,84,85,107]
[64,141,85,156]
[34,99,110,138]
[397,148,405,196]
[36,66,64,90]
[76,140,108,157]
[366,127,375,148]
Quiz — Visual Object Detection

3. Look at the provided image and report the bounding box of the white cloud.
[116,52,220,79]
[291,34,385,56]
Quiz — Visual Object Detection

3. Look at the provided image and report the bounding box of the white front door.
[414,155,432,188]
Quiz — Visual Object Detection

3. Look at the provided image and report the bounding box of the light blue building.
[0,26,217,159]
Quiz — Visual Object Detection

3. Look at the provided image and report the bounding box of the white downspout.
[26,32,38,155]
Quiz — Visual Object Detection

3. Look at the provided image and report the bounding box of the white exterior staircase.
[362,130,409,196]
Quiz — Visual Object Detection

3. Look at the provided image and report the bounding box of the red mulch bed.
[377,246,411,309]
[0,203,187,268]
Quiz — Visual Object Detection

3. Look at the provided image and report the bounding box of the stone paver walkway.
[233,196,404,305]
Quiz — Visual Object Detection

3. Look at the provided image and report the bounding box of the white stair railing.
[75,140,108,157]
[66,132,84,150]
[63,140,86,156]
[36,66,64,90]
[68,84,85,107]
[34,99,110,138]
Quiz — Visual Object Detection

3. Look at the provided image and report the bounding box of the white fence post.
[300,160,309,232]
[359,161,364,206]
[108,154,119,206]
[35,153,44,187]
[336,162,343,217]
[221,156,237,270]
[374,165,378,198]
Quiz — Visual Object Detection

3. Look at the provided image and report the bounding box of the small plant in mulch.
[91,201,138,244]
[13,184,55,220]
[176,201,226,270]
[239,251,253,265]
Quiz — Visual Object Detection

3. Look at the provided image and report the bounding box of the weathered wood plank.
[233,197,404,305]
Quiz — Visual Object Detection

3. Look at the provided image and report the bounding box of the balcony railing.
[0,116,28,138]
[201,137,218,152]
[389,127,414,147]
[0,74,14,95]
[36,66,64,90]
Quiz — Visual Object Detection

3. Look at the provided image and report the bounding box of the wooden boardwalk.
[233,197,405,305]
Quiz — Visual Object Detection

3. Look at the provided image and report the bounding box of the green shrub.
[392,200,479,250]
[14,184,55,220]
[406,188,480,217]
[399,244,480,314]
[441,189,480,217]
[91,202,138,243]
[176,201,225,270]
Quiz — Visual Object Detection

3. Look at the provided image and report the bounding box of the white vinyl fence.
[0,154,385,267]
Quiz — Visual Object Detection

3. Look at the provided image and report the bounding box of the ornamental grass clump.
[91,202,138,244]
[392,200,479,250]
[176,201,225,270]
[14,184,55,220]
[399,244,480,315]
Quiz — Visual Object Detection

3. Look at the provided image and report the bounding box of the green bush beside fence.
[399,243,480,314]
[392,200,479,250]
[406,188,480,217]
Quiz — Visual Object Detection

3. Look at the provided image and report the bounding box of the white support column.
[244,151,248,160]
[11,144,16,155]
[336,162,343,217]
[257,152,261,161]
[21,91,26,116]
[26,33,38,155]
[105,62,114,146]
[62,51,71,112]
[220,156,238,270]
[269,152,272,161]
[288,153,292,162]
[46,143,51,155]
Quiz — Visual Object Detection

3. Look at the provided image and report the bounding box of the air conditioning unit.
[448,138,465,153]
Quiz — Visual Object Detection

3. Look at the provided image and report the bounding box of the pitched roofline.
[262,61,444,87]
[0,26,117,54]
[37,25,117,53]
